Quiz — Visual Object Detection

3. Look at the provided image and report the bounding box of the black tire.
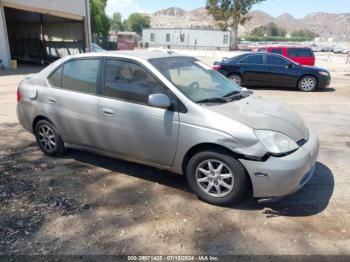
[298,75,317,92]
[34,120,65,156]
[186,150,247,206]
[228,73,243,86]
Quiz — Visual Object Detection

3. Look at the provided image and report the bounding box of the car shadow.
[248,86,336,93]
[66,150,334,217]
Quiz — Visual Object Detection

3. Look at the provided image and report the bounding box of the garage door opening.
[4,7,85,66]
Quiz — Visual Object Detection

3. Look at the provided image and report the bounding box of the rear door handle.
[102,108,114,117]
[48,97,56,103]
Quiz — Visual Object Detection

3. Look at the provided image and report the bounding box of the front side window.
[150,33,155,42]
[104,59,167,104]
[266,55,289,66]
[150,57,241,103]
[239,55,264,65]
[166,33,170,42]
[62,59,100,94]
[48,66,63,88]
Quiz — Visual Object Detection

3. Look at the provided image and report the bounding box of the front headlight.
[319,71,329,77]
[255,130,299,155]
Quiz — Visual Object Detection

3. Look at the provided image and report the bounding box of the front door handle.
[48,97,56,103]
[102,108,114,117]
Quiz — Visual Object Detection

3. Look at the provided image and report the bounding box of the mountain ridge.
[148,7,350,39]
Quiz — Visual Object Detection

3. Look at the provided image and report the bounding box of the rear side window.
[288,48,314,57]
[48,67,62,88]
[103,59,167,104]
[271,48,283,55]
[62,59,100,94]
[266,55,288,66]
[239,55,264,65]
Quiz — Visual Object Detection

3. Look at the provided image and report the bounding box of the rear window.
[288,48,314,57]
[239,54,264,65]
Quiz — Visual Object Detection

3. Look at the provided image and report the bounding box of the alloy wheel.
[195,159,234,198]
[300,77,316,91]
[38,125,57,153]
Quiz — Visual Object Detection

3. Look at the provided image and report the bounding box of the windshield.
[91,43,105,52]
[149,57,242,103]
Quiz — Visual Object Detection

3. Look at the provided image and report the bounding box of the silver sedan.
[16,51,319,205]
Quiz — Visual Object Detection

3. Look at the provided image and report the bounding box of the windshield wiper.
[224,90,251,101]
[223,91,241,97]
[196,97,228,104]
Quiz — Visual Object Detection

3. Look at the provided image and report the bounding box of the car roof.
[37,50,189,78]
[69,50,186,60]
[258,46,311,49]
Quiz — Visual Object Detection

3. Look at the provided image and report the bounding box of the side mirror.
[285,63,293,69]
[148,94,171,109]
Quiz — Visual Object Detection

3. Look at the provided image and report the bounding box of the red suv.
[257,46,315,66]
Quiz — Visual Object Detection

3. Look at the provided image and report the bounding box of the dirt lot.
[0,62,350,257]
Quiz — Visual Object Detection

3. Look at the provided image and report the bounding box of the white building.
[0,0,91,68]
[142,28,231,50]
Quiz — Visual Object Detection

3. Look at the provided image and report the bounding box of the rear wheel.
[298,75,317,92]
[34,120,65,156]
[229,73,243,86]
[186,150,247,206]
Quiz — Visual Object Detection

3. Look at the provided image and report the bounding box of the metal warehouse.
[0,0,91,69]
[142,28,231,50]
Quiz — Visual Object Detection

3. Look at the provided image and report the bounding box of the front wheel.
[186,150,247,206]
[34,120,65,156]
[298,75,317,92]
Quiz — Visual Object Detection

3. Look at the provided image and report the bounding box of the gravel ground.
[0,61,350,257]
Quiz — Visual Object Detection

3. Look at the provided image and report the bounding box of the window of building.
[166,33,171,42]
[104,59,168,104]
[180,34,185,43]
[223,35,229,44]
[150,33,155,42]
[62,59,100,94]
[48,67,63,88]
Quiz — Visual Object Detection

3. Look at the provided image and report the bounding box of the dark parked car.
[214,53,331,92]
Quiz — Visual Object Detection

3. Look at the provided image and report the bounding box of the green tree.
[90,0,110,36]
[126,13,150,35]
[291,29,319,39]
[250,25,265,37]
[206,0,266,50]
[250,22,286,37]
[110,12,125,32]
[265,22,286,37]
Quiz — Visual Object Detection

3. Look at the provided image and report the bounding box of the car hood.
[301,65,328,72]
[207,95,309,142]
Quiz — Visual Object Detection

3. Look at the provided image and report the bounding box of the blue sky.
[106,0,350,19]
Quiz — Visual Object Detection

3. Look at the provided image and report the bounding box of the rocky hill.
[149,7,350,39]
